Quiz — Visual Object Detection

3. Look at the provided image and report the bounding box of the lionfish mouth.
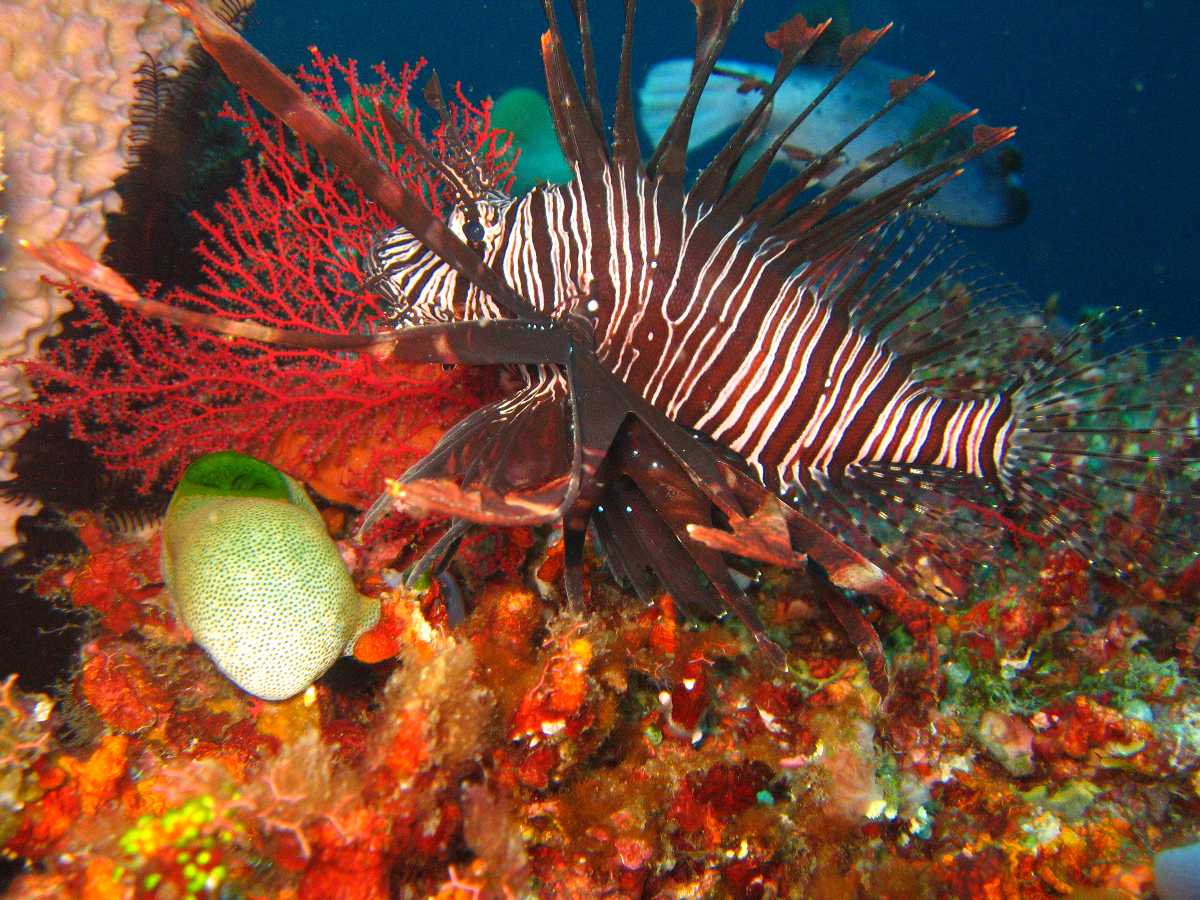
[25,0,1199,698]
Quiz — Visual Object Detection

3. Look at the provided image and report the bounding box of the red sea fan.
[17,51,517,501]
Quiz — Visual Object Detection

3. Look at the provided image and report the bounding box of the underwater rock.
[161,451,379,701]
[977,709,1036,777]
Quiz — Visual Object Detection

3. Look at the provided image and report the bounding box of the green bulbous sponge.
[162,452,379,701]
[490,86,573,194]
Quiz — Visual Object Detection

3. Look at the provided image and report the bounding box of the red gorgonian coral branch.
[16,50,516,501]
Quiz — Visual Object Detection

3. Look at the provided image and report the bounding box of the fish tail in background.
[999,309,1200,576]
[639,59,765,151]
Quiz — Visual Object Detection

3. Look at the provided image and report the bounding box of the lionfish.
[29,0,1197,693]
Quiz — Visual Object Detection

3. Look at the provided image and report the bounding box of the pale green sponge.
[162,452,379,701]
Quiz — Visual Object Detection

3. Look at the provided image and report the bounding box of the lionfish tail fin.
[1000,309,1200,578]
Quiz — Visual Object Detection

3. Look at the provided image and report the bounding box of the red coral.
[662,657,709,742]
[1032,695,1156,777]
[64,515,164,633]
[18,51,514,497]
[79,639,171,733]
[669,761,772,848]
[937,845,1009,900]
[299,832,390,900]
[7,762,79,856]
[508,635,595,743]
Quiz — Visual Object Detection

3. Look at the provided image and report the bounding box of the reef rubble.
[2,480,1200,897]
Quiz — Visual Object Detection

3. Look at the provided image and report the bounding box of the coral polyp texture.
[6,496,1200,896]
[6,17,1200,900]
[0,0,225,547]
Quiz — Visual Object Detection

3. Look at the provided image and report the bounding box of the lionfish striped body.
[372,168,1014,494]
[49,0,1194,692]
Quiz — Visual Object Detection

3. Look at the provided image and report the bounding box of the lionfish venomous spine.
[30,0,1197,693]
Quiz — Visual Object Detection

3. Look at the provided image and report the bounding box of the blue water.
[246,0,1199,338]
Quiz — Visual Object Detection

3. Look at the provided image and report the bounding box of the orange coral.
[58,734,129,817]
[67,517,164,634]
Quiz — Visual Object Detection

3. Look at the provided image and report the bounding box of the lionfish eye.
[463,220,486,242]
[998,147,1022,173]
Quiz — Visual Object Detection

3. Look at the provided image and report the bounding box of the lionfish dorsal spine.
[646,0,744,185]
[539,0,608,178]
[719,23,889,221]
[610,0,642,169]
[688,14,833,209]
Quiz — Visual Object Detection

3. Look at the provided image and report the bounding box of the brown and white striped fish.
[359,4,1197,679]
[46,0,1196,692]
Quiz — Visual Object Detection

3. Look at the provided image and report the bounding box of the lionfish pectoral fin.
[565,350,634,477]
[805,558,889,697]
[403,383,568,488]
[687,496,893,687]
[561,525,588,609]
[556,345,647,608]
[22,241,567,369]
[617,423,786,666]
[392,476,575,526]
[687,469,927,682]
[621,396,748,522]
[590,500,662,602]
[554,371,787,662]
[363,381,578,530]
[600,478,726,621]
[686,495,799,569]
[404,519,472,589]
[383,320,572,367]
[785,486,923,615]
[359,490,397,537]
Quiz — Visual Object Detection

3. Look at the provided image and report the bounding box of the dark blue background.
[245,1,1198,339]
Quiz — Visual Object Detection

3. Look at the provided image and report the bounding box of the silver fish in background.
[639,56,1029,228]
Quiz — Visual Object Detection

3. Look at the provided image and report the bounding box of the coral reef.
[4,490,1200,896]
[0,0,225,547]
[5,31,1200,900]
[16,50,506,506]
